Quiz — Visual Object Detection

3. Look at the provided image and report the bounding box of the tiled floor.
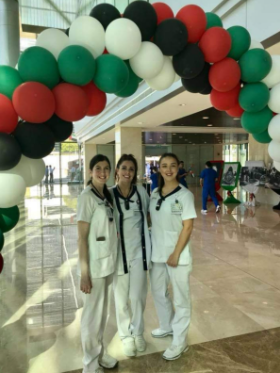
[1,184,280,373]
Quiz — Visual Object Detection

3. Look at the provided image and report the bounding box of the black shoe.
[273,203,280,210]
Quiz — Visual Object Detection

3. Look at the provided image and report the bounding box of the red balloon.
[103,48,109,55]
[199,27,231,63]
[226,103,244,117]
[81,82,107,116]
[53,83,89,122]
[0,253,3,274]
[209,58,241,92]
[153,3,174,25]
[210,84,240,111]
[0,94,18,133]
[13,82,55,123]
[176,5,206,43]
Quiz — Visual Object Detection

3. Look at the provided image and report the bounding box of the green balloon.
[239,83,270,113]
[94,54,129,94]
[116,61,139,97]
[0,66,23,99]
[227,26,251,61]
[206,13,223,29]
[58,45,96,86]
[241,106,273,134]
[0,206,20,233]
[0,230,4,252]
[239,49,272,83]
[18,46,60,89]
[252,129,272,144]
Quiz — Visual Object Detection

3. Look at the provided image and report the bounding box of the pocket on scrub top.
[163,230,179,256]
[95,240,111,259]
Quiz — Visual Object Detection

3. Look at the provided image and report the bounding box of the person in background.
[150,166,159,192]
[49,165,55,184]
[70,165,76,181]
[178,161,188,188]
[44,165,49,184]
[200,161,220,214]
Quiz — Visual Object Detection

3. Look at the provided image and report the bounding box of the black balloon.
[45,115,73,142]
[123,1,157,41]
[154,19,188,56]
[173,44,205,79]
[90,3,121,29]
[13,121,55,159]
[182,63,211,93]
[65,28,70,36]
[200,82,212,95]
[0,133,21,171]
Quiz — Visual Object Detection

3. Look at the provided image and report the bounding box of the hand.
[80,274,92,294]
[167,251,180,268]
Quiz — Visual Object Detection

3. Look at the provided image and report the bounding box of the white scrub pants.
[80,274,113,372]
[150,263,191,347]
[113,258,148,339]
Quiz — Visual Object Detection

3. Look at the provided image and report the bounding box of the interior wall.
[248,135,273,168]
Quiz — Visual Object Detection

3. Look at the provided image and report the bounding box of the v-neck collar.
[91,187,105,201]
[115,185,136,201]
[160,185,181,200]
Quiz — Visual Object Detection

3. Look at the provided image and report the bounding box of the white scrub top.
[150,185,197,266]
[77,186,118,279]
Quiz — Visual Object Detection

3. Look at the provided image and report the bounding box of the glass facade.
[223,144,248,165]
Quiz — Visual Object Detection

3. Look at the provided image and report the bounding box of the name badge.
[171,200,183,214]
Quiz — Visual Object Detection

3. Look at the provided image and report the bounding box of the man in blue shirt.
[178,161,188,188]
[200,161,220,214]
[150,167,159,192]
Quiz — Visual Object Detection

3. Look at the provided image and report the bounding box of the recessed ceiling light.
[179,103,186,107]
[149,138,152,140]
[204,142,207,143]
[203,117,209,119]
[192,143,195,145]
[172,133,176,135]
[179,136,183,139]
[207,124,213,127]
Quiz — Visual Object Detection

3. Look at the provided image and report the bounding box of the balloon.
[210,84,240,111]
[89,3,121,29]
[94,55,129,94]
[130,42,164,79]
[0,94,18,133]
[206,12,223,29]
[123,1,157,41]
[81,82,107,116]
[58,45,96,86]
[239,49,272,83]
[176,5,206,43]
[146,56,175,91]
[252,130,272,144]
[65,28,70,36]
[14,121,55,159]
[227,26,251,61]
[182,63,210,93]
[200,82,212,95]
[0,166,26,209]
[36,29,69,59]
[274,161,280,172]
[173,43,205,79]
[226,103,244,117]
[105,18,142,60]
[239,83,270,113]
[154,19,188,56]
[268,83,280,113]
[249,40,264,50]
[45,115,73,142]
[268,140,280,162]
[0,254,3,273]
[53,83,89,122]
[262,56,280,88]
[0,231,4,252]
[0,66,23,99]
[0,206,20,233]
[116,61,139,97]
[18,46,60,89]
[199,27,231,63]
[241,106,273,134]
[69,16,105,59]
[268,114,280,142]
[174,73,181,83]
[13,82,55,123]
[0,133,21,171]
[152,3,174,24]
[15,155,46,187]
[209,58,241,92]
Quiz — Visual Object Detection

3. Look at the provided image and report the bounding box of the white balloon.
[249,40,264,50]
[36,29,69,59]
[268,114,280,142]
[69,16,105,59]
[16,156,46,187]
[0,165,26,209]
[268,140,280,162]
[130,42,164,80]
[262,55,280,88]
[146,57,175,91]
[174,73,181,82]
[274,160,280,172]
[268,83,280,113]
[106,18,141,60]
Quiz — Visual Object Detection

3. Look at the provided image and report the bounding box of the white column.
[83,143,97,187]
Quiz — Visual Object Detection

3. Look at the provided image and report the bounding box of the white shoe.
[122,337,136,357]
[201,209,208,214]
[151,328,173,338]
[216,205,220,213]
[82,368,104,373]
[99,354,118,369]
[162,344,189,361]
[135,335,146,352]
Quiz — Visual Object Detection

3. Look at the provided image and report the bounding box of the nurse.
[200,161,220,214]
[77,154,118,373]
[111,154,151,357]
[150,153,197,361]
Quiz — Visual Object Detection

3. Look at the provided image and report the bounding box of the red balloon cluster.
[199,27,231,63]
[226,103,244,117]
[153,2,174,24]
[82,82,107,116]
[0,94,18,133]
[176,5,206,43]
[209,58,241,92]
[210,85,241,111]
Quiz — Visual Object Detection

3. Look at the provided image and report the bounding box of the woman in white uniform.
[77,154,118,373]
[150,153,197,361]
[111,154,151,357]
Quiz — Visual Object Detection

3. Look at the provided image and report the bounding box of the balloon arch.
[1,1,280,272]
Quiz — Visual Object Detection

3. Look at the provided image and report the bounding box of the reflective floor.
[1,184,280,373]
